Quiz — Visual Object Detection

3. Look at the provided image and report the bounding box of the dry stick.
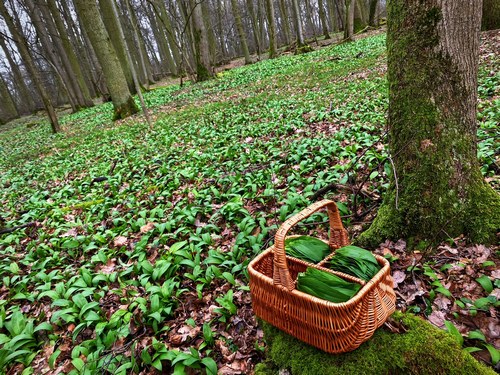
[110,0,152,128]
[0,222,35,235]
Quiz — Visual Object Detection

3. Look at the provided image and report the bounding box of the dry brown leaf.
[428,310,446,328]
[113,236,128,247]
[392,270,406,288]
[140,222,155,233]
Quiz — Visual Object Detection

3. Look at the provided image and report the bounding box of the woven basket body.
[248,200,396,354]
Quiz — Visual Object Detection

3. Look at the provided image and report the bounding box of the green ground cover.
[0,33,498,374]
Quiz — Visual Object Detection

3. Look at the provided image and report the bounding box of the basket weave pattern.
[248,200,396,354]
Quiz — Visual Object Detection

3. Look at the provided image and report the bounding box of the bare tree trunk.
[0,33,35,113]
[318,0,331,39]
[326,0,339,32]
[278,0,292,45]
[359,0,500,247]
[246,0,262,57]
[74,0,138,120]
[145,1,175,75]
[46,0,94,107]
[265,0,278,58]
[368,0,379,26]
[231,0,252,64]
[354,0,368,32]
[0,1,60,132]
[344,0,355,41]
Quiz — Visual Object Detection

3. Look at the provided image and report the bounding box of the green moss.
[259,312,495,375]
[61,199,105,212]
[112,96,139,121]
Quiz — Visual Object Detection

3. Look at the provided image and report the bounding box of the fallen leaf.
[113,236,128,247]
[428,310,446,328]
[392,270,406,288]
[140,222,155,233]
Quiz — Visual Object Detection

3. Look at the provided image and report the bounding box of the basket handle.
[273,199,349,291]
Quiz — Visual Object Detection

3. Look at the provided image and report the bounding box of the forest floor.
[0,30,499,374]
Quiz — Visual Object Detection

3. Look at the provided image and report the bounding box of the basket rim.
[248,244,392,308]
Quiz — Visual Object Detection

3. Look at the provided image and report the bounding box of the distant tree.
[359,0,500,247]
[344,0,355,41]
[231,0,251,64]
[0,73,18,124]
[246,0,262,57]
[368,0,379,26]
[278,0,292,46]
[482,0,500,30]
[318,0,331,39]
[291,0,308,50]
[73,0,138,120]
[0,1,61,132]
[265,0,278,58]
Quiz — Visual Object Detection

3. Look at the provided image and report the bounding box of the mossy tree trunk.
[368,0,379,26]
[190,0,214,82]
[74,0,138,120]
[358,0,500,248]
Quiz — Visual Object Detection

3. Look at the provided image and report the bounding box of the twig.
[0,222,35,235]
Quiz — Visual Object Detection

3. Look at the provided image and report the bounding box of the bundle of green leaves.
[329,246,381,281]
[284,236,331,264]
[296,267,361,303]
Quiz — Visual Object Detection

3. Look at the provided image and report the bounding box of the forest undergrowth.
[0,31,499,374]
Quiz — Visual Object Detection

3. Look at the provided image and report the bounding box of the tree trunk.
[24,0,79,112]
[231,0,252,64]
[154,0,182,75]
[344,0,355,41]
[278,0,292,45]
[190,0,213,81]
[201,1,217,65]
[368,0,379,26]
[98,0,136,94]
[354,0,368,32]
[0,33,36,114]
[246,0,262,57]
[265,0,278,58]
[318,0,331,39]
[0,1,61,132]
[145,1,175,76]
[326,0,339,32]
[359,0,500,247]
[0,74,18,124]
[73,0,138,120]
[46,0,94,107]
[291,0,306,46]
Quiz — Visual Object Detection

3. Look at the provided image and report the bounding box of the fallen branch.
[0,222,36,235]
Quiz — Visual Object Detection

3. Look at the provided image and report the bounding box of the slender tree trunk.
[246,0,261,57]
[46,0,94,106]
[190,0,213,81]
[354,0,368,32]
[265,0,278,58]
[24,0,79,112]
[278,0,292,45]
[304,0,319,44]
[98,0,136,94]
[0,34,35,113]
[0,74,18,124]
[318,0,331,39]
[0,2,60,132]
[231,0,252,64]
[216,0,229,61]
[344,0,355,41]
[154,0,182,75]
[201,1,217,65]
[145,2,174,76]
[359,0,500,247]
[326,0,339,32]
[73,0,138,120]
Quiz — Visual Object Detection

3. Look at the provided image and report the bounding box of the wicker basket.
[248,199,396,354]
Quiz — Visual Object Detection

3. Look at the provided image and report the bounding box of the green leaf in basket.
[285,236,331,264]
[329,245,381,281]
[296,267,361,303]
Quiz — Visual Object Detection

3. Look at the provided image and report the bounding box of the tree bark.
[231,0,252,64]
[265,0,278,58]
[73,0,138,120]
[368,0,379,26]
[344,0,355,41]
[246,0,261,57]
[0,1,61,132]
[190,0,213,81]
[359,0,500,247]
[98,0,136,94]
